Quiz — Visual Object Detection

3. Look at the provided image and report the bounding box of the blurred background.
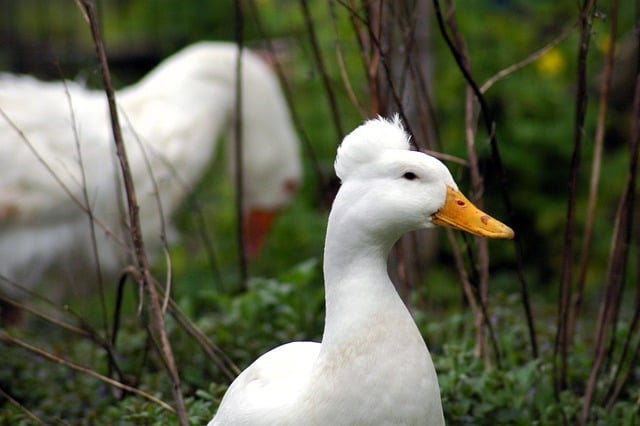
[0,0,638,424]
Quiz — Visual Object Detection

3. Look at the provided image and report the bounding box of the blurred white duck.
[0,42,301,296]
[209,116,513,425]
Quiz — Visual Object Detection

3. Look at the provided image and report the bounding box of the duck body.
[0,42,300,295]
[210,116,513,425]
[212,185,443,424]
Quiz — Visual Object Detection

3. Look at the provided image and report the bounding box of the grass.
[2,276,639,424]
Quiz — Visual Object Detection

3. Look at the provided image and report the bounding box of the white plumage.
[209,116,513,425]
[0,42,301,296]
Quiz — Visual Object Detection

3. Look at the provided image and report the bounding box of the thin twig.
[163,294,241,380]
[341,1,413,139]
[0,291,128,389]
[300,0,345,139]
[126,130,225,289]
[245,0,330,208]
[480,20,578,94]
[61,78,111,342]
[366,5,413,127]
[161,246,172,313]
[445,230,491,360]
[441,0,491,364]
[605,139,640,408]
[554,0,595,401]
[580,178,632,424]
[0,295,89,337]
[117,110,174,312]
[400,1,441,153]
[0,107,129,253]
[0,384,45,424]
[0,275,125,381]
[234,0,248,286]
[432,0,538,358]
[605,299,640,409]
[570,0,619,340]
[76,1,187,423]
[112,267,239,381]
[0,331,175,414]
[450,229,503,367]
[343,0,375,113]
[580,65,640,426]
[367,0,385,115]
[328,0,368,118]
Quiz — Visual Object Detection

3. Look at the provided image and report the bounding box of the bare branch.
[0,107,129,253]
[0,384,45,424]
[0,331,175,414]
[328,1,368,118]
[554,0,596,400]
[570,0,620,347]
[0,295,89,337]
[234,0,248,286]
[75,1,187,423]
[61,77,112,343]
[480,20,578,94]
[580,52,640,426]
[432,0,538,358]
[245,0,330,207]
[440,0,491,364]
[300,0,345,139]
[111,267,240,381]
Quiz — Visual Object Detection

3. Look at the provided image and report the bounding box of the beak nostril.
[456,200,465,206]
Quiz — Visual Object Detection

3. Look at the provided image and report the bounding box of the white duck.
[209,116,513,425]
[0,42,300,296]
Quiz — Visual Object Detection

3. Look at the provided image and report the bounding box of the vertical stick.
[234,0,248,287]
[432,0,538,359]
[445,0,492,364]
[580,69,640,426]
[247,0,329,206]
[553,0,595,398]
[76,1,187,423]
[300,0,345,140]
[605,90,640,404]
[569,0,619,348]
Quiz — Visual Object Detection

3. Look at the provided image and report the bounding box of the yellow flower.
[536,48,565,77]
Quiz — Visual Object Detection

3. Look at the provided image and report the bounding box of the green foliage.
[438,349,639,426]
[2,280,639,424]
[201,258,324,367]
[428,307,640,426]
[439,351,543,424]
[1,0,639,424]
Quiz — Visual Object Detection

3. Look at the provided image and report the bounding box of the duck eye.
[403,172,418,181]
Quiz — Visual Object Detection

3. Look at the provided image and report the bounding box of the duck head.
[333,115,514,242]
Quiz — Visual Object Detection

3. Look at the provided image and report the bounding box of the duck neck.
[321,200,405,347]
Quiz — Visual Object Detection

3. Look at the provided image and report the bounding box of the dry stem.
[0,331,175,413]
[554,0,595,399]
[570,0,620,340]
[432,0,538,359]
[76,1,187,423]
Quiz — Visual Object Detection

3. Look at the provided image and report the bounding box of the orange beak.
[431,186,514,239]
[243,208,279,258]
